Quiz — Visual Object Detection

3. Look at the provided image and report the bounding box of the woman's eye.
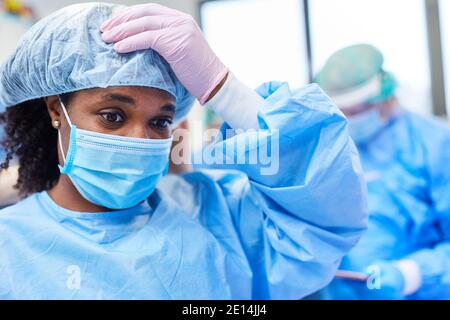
[100,112,124,123]
[150,119,172,129]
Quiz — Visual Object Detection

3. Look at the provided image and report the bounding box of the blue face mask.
[347,108,387,145]
[57,98,172,210]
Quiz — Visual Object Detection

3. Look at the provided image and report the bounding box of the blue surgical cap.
[0,2,195,123]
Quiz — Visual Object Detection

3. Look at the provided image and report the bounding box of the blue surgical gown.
[324,110,450,299]
[0,82,367,299]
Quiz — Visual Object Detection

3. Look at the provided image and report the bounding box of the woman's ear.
[45,96,62,128]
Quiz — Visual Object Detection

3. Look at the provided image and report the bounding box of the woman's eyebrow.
[101,93,135,105]
[160,103,176,113]
[100,95,175,113]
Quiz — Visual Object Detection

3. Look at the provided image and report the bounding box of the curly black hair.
[0,93,73,197]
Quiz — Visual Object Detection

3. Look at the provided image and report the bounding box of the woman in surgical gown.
[0,3,367,299]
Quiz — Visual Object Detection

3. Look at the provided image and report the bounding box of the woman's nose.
[128,125,151,139]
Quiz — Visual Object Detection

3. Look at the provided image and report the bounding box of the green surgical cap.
[315,44,397,107]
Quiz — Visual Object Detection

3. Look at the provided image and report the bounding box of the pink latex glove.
[100,3,228,104]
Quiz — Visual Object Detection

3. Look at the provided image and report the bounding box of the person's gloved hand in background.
[100,3,228,104]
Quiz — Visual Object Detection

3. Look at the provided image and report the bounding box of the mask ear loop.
[57,97,73,164]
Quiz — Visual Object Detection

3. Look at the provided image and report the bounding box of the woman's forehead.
[69,87,176,103]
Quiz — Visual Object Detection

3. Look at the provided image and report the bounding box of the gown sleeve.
[199,79,368,299]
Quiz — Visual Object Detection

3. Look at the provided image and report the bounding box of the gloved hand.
[100,3,228,104]
[352,261,406,300]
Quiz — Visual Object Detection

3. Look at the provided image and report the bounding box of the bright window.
[440,0,450,116]
[309,0,432,115]
[200,0,309,89]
